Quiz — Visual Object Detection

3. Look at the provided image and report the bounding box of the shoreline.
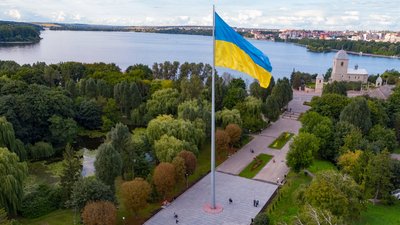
[290,42,399,59]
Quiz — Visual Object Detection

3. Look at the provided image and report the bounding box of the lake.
[0,30,399,81]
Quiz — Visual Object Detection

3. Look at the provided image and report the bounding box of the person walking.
[229,198,233,204]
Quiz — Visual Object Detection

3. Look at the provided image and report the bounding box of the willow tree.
[0,117,26,160]
[0,147,28,214]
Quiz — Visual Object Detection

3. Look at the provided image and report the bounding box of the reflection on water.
[81,148,97,177]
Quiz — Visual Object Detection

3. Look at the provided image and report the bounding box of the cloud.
[5,9,21,20]
[52,11,66,22]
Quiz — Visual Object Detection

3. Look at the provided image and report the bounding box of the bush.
[253,213,270,225]
[20,185,62,218]
[28,142,55,160]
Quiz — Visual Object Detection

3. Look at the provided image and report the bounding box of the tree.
[114,81,142,116]
[48,115,78,145]
[265,95,280,122]
[180,75,204,100]
[94,143,122,189]
[286,133,319,172]
[28,141,55,160]
[172,156,186,184]
[296,204,343,225]
[0,147,28,214]
[120,178,151,216]
[0,207,12,225]
[69,177,116,210]
[216,130,230,153]
[76,99,102,130]
[337,150,363,180]
[340,128,367,154]
[250,77,274,102]
[367,125,397,152]
[253,213,270,225]
[340,97,372,134]
[216,108,242,128]
[223,87,247,109]
[146,88,179,118]
[154,135,184,162]
[60,144,82,203]
[304,170,364,220]
[236,96,267,132]
[178,150,197,175]
[225,124,242,146]
[309,94,350,120]
[322,81,347,96]
[0,117,26,160]
[364,150,394,203]
[153,163,176,199]
[300,112,335,160]
[81,201,117,225]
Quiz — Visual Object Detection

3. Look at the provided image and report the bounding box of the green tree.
[216,108,242,128]
[304,170,364,220]
[0,117,26,160]
[146,88,179,118]
[265,95,280,122]
[94,143,122,190]
[367,125,397,152]
[309,94,350,120]
[0,147,28,214]
[364,150,394,203]
[69,177,116,211]
[223,87,247,109]
[250,77,275,102]
[28,141,55,160]
[296,204,343,225]
[322,81,347,96]
[48,115,78,145]
[114,81,142,116]
[286,133,319,172]
[154,135,184,162]
[60,144,82,203]
[76,99,102,130]
[121,178,151,216]
[340,97,372,134]
[180,75,204,100]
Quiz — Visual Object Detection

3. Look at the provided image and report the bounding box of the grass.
[268,132,294,149]
[239,154,273,179]
[307,160,337,174]
[356,201,400,225]
[19,209,77,225]
[266,171,312,224]
[393,148,400,154]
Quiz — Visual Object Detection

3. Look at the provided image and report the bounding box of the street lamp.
[122,217,125,225]
[185,173,189,188]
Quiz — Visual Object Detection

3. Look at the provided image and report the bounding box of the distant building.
[376,76,383,87]
[315,74,324,93]
[330,50,368,83]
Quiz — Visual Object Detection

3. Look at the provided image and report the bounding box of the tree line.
[290,38,400,56]
[0,22,41,43]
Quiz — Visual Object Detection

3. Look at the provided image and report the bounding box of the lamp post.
[122,217,125,225]
[185,173,189,188]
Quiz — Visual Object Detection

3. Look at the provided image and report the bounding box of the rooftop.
[348,68,368,75]
[334,50,349,60]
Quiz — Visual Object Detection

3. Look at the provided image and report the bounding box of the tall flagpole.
[211,4,216,209]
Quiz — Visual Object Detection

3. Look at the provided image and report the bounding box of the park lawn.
[19,209,78,225]
[307,159,337,174]
[268,132,294,149]
[266,172,312,224]
[239,154,273,179]
[356,201,400,225]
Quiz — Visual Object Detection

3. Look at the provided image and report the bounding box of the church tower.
[331,50,349,82]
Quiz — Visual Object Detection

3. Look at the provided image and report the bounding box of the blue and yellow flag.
[215,13,272,88]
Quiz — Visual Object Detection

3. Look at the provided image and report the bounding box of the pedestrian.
[253,199,256,207]
[256,200,259,207]
[229,198,233,204]
[176,219,179,224]
[251,218,254,224]
[174,213,178,219]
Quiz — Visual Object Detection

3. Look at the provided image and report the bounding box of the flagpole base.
[203,203,223,214]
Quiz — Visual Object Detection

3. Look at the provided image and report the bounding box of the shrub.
[20,185,62,218]
[81,201,117,225]
[28,142,55,160]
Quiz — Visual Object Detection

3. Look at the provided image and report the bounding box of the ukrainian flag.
[215,13,272,88]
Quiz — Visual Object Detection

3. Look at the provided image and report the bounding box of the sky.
[1,0,399,31]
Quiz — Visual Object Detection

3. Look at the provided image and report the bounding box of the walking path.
[144,172,278,225]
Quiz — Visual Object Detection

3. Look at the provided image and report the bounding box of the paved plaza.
[144,172,278,225]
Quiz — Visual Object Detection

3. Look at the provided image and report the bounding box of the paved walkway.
[392,154,400,161]
[217,118,301,183]
[217,91,313,183]
[144,172,278,225]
